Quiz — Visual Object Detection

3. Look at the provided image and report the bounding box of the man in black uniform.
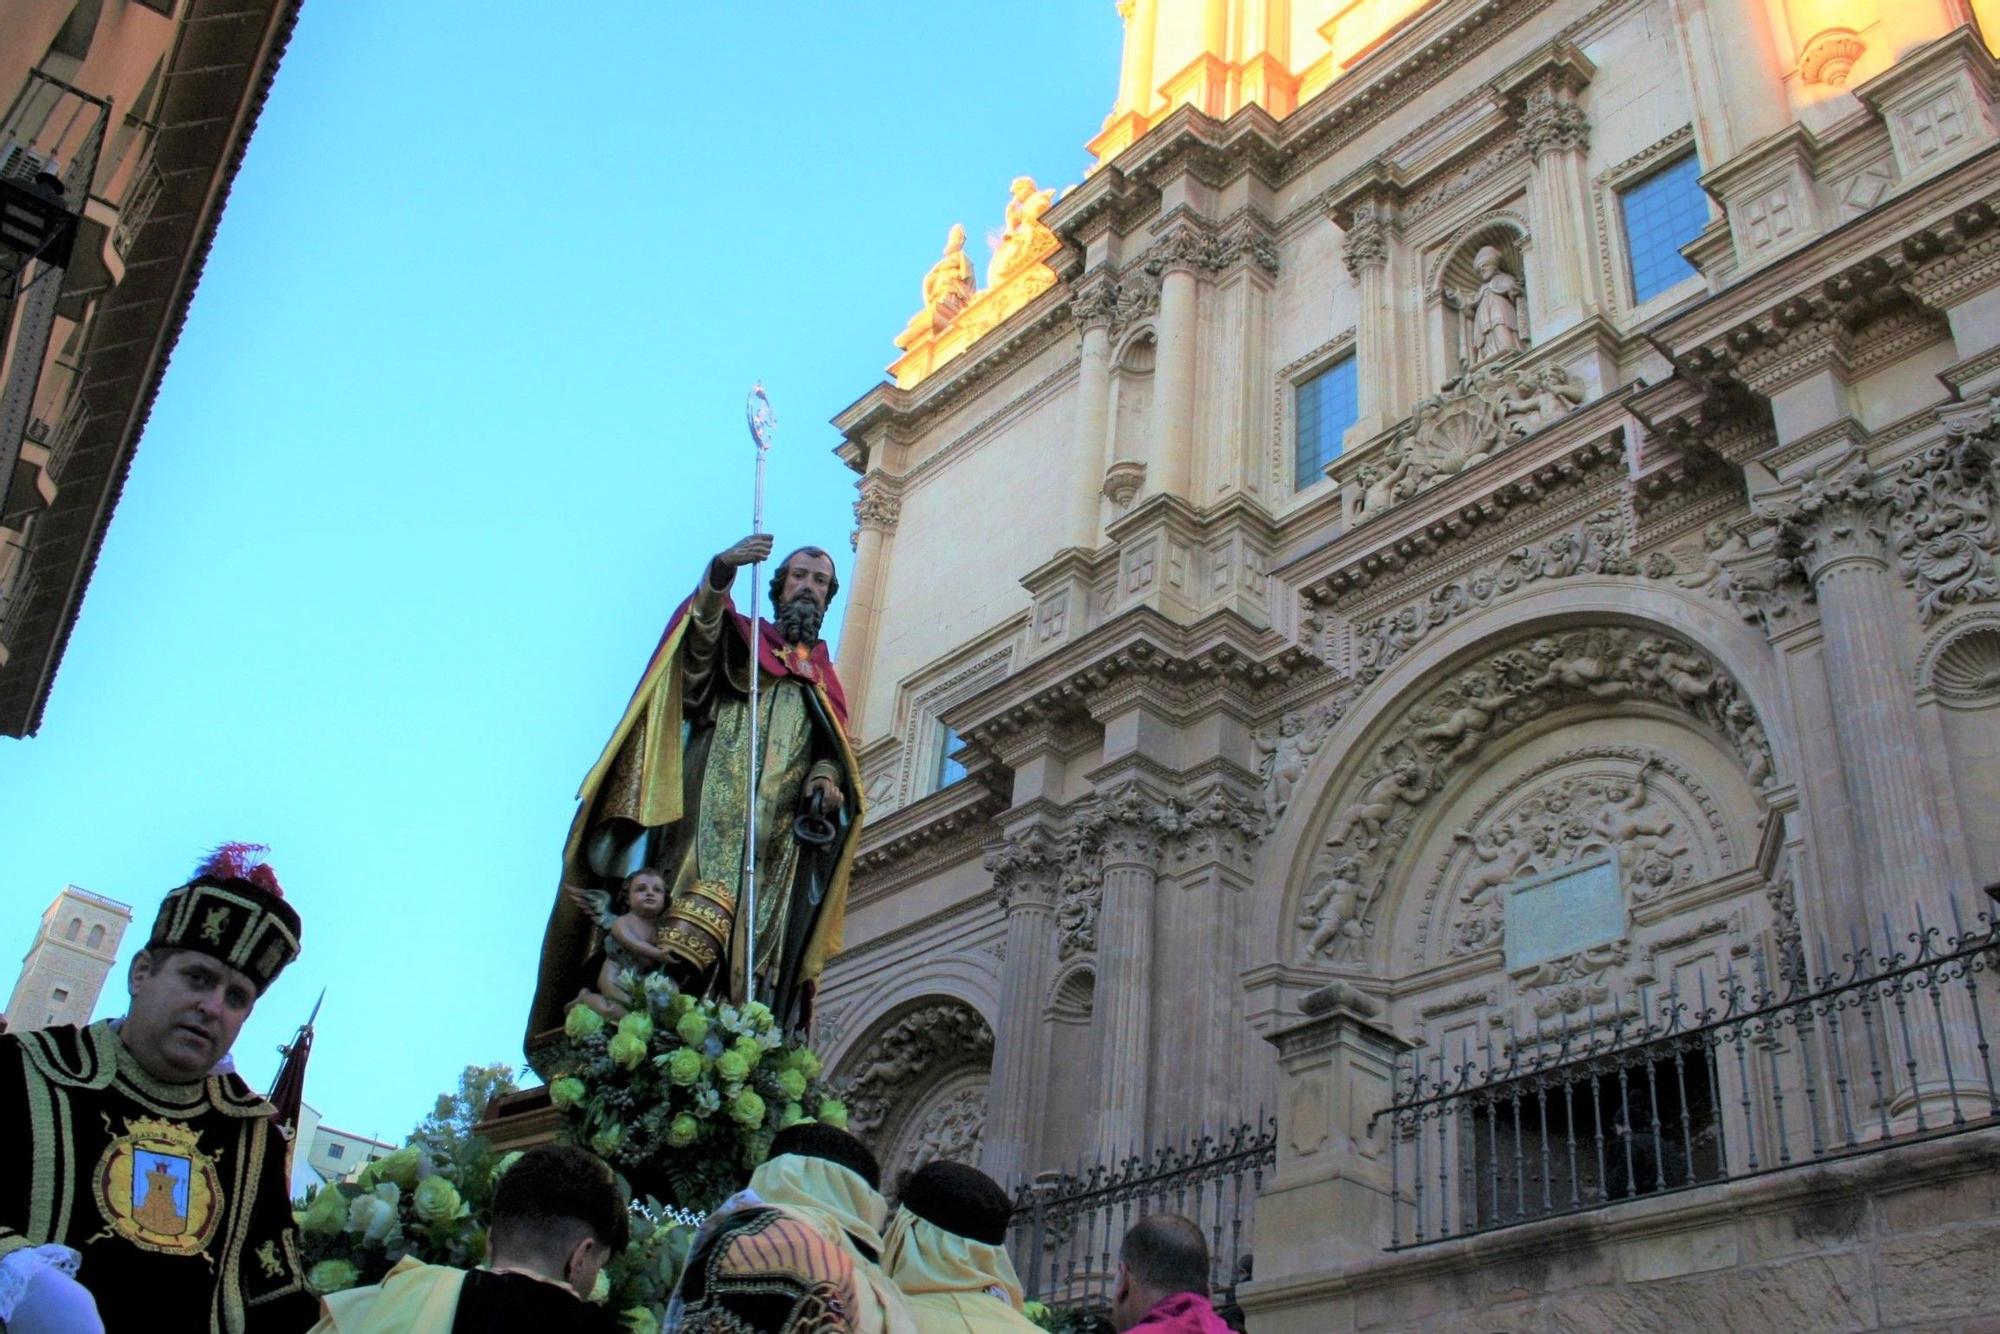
[0,844,315,1332]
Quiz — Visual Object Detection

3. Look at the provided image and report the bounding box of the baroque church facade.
[816,0,2000,1320]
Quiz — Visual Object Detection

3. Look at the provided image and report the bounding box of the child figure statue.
[565,868,670,1020]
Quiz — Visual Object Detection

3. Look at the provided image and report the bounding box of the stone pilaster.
[1073,273,1119,548]
[1328,171,1406,448]
[839,471,901,736]
[1146,223,1208,501]
[1085,787,1169,1155]
[1761,454,1956,915]
[1504,46,1602,338]
[981,828,1062,1188]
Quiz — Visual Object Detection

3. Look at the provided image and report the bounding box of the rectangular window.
[933,724,968,792]
[51,987,68,1003]
[326,1143,345,1160]
[1618,153,1708,304]
[1294,355,1359,491]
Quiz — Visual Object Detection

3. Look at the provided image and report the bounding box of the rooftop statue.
[895,224,976,351]
[986,175,1058,288]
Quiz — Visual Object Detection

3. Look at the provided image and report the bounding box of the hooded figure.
[669,1123,916,1334]
[883,1162,1038,1333]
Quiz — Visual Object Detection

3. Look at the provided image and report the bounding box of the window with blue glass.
[1618,152,1709,305]
[933,723,967,791]
[1294,354,1359,491]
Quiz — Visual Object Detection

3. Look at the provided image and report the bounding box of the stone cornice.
[851,779,1009,890]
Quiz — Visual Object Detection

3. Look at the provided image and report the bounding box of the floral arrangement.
[544,974,847,1214]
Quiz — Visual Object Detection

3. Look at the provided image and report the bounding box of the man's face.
[123,948,257,1083]
[778,553,835,611]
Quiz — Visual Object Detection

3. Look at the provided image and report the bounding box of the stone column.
[1072,276,1119,547]
[1665,0,1791,167]
[980,830,1062,1188]
[1089,792,1166,1155]
[838,472,900,737]
[1507,51,1602,338]
[1148,226,1207,501]
[1245,983,1412,1306]
[1764,455,1955,912]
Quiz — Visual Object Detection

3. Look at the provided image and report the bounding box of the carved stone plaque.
[1504,858,1623,972]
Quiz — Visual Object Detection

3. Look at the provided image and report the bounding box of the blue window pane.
[1294,354,1359,491]
[1619,152,1708,304]
[935,724,967,791]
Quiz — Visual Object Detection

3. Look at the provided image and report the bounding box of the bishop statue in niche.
[1444,244,1525,369]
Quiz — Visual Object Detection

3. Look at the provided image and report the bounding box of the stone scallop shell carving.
[1931,626,2000,704]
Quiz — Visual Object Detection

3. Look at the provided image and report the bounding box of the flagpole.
[743,385,775,1000]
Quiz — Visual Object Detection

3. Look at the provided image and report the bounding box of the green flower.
[549,1076,587,1111]
[742,1001,775,1032]
[729,1089,766,1127]
[774,1068,807,1101]
[307,1259,360,1295]
[731,1035,764,1067]
[675,1010,710,1047]
[616,1011,654,1044]
[589,1269,611,1304]
[608,1032,648,1070]
[792,1048,823,1079]
[665,1048,704,1086]
[372,1146,423,1191]
[622,1308,661,1334]
[815,1097,848,1130]
[298,1186,348,1238]
[489,1150,523,1183]
[592,1124,625,1156]
[666,992,696,1020]
[778,1101,805,1130]
[566,1003,606,1039]
[714,1050,749,1086]
[413,1174,463,1224]
[667,1113,700,1147]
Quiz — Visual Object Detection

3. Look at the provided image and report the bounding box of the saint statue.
[1444,244,1524,368]
[985,175,1058,288]
[528,536,863,1060]
[895,224,976,350]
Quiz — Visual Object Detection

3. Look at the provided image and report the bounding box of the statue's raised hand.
[717,534,775,569]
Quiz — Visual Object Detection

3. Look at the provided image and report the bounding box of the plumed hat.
[147,843,302,993]
[898,1160,1013,1245]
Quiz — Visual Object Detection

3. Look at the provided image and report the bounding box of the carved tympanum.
[838,1003,995,1138]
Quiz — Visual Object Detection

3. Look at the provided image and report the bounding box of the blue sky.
[1,4,1123,1143]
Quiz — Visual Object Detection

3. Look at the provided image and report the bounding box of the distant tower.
[5,887,132,1032]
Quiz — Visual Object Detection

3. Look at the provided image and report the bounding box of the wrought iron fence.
[1008,1119,1275,1325]
[1376,898,2000,1249]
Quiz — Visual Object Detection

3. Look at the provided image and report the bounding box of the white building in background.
[4,885,129,1031]
[287,1101,395,1199]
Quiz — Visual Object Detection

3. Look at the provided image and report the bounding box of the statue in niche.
[895,224,977,350]
[1444,244,1525,369]
[1299,857,1371,961]
[986,176,1058,288]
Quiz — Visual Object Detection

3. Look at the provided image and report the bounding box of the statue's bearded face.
[774,552,834,645]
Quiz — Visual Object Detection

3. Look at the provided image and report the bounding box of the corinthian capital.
[1071,273,1121,332]
[1522,96,1590,158]
[853,473,902,534]
[986,828,1061,913]
[1145,220,1218,277]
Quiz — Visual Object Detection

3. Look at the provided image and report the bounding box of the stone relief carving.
[1254,697,1348,828]
[1298,856,1372,962]
[1411,745,1733,964]
[1516,940,1629,1019]
[838,1003,995,1138]
[1930,624,2000,702]
[1884,433,1999,623]
[1351,508,1635,686]
[1050,784,1262,957]
[1444,759,1693,959]
[1353,362,1585,523]
[1304,628,1769,960]
[888,1084,987,1191]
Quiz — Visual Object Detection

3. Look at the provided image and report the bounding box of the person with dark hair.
[309,1142,626,1333]
[0,844,315,1333]
[882,1161,1038,1332]
[669,1122,916,1333]
[531,533,864,1060]
[1109,1214,1229,1333]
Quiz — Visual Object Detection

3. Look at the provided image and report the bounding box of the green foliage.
[543,979,840,1214]
[411,1061,519,1167]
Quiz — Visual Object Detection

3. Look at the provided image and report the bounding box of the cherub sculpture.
[565,868,671,1020]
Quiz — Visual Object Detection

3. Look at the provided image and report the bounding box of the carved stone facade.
[817,4,2000,1326]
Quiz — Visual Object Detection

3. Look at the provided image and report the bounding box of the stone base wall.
[1241,1127,2000,1333]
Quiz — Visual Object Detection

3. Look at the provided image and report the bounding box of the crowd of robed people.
[0,848,1235,1334]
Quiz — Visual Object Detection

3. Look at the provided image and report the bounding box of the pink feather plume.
[193,842,285,898]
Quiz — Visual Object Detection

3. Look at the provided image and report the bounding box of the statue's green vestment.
[527,579,863,1054]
